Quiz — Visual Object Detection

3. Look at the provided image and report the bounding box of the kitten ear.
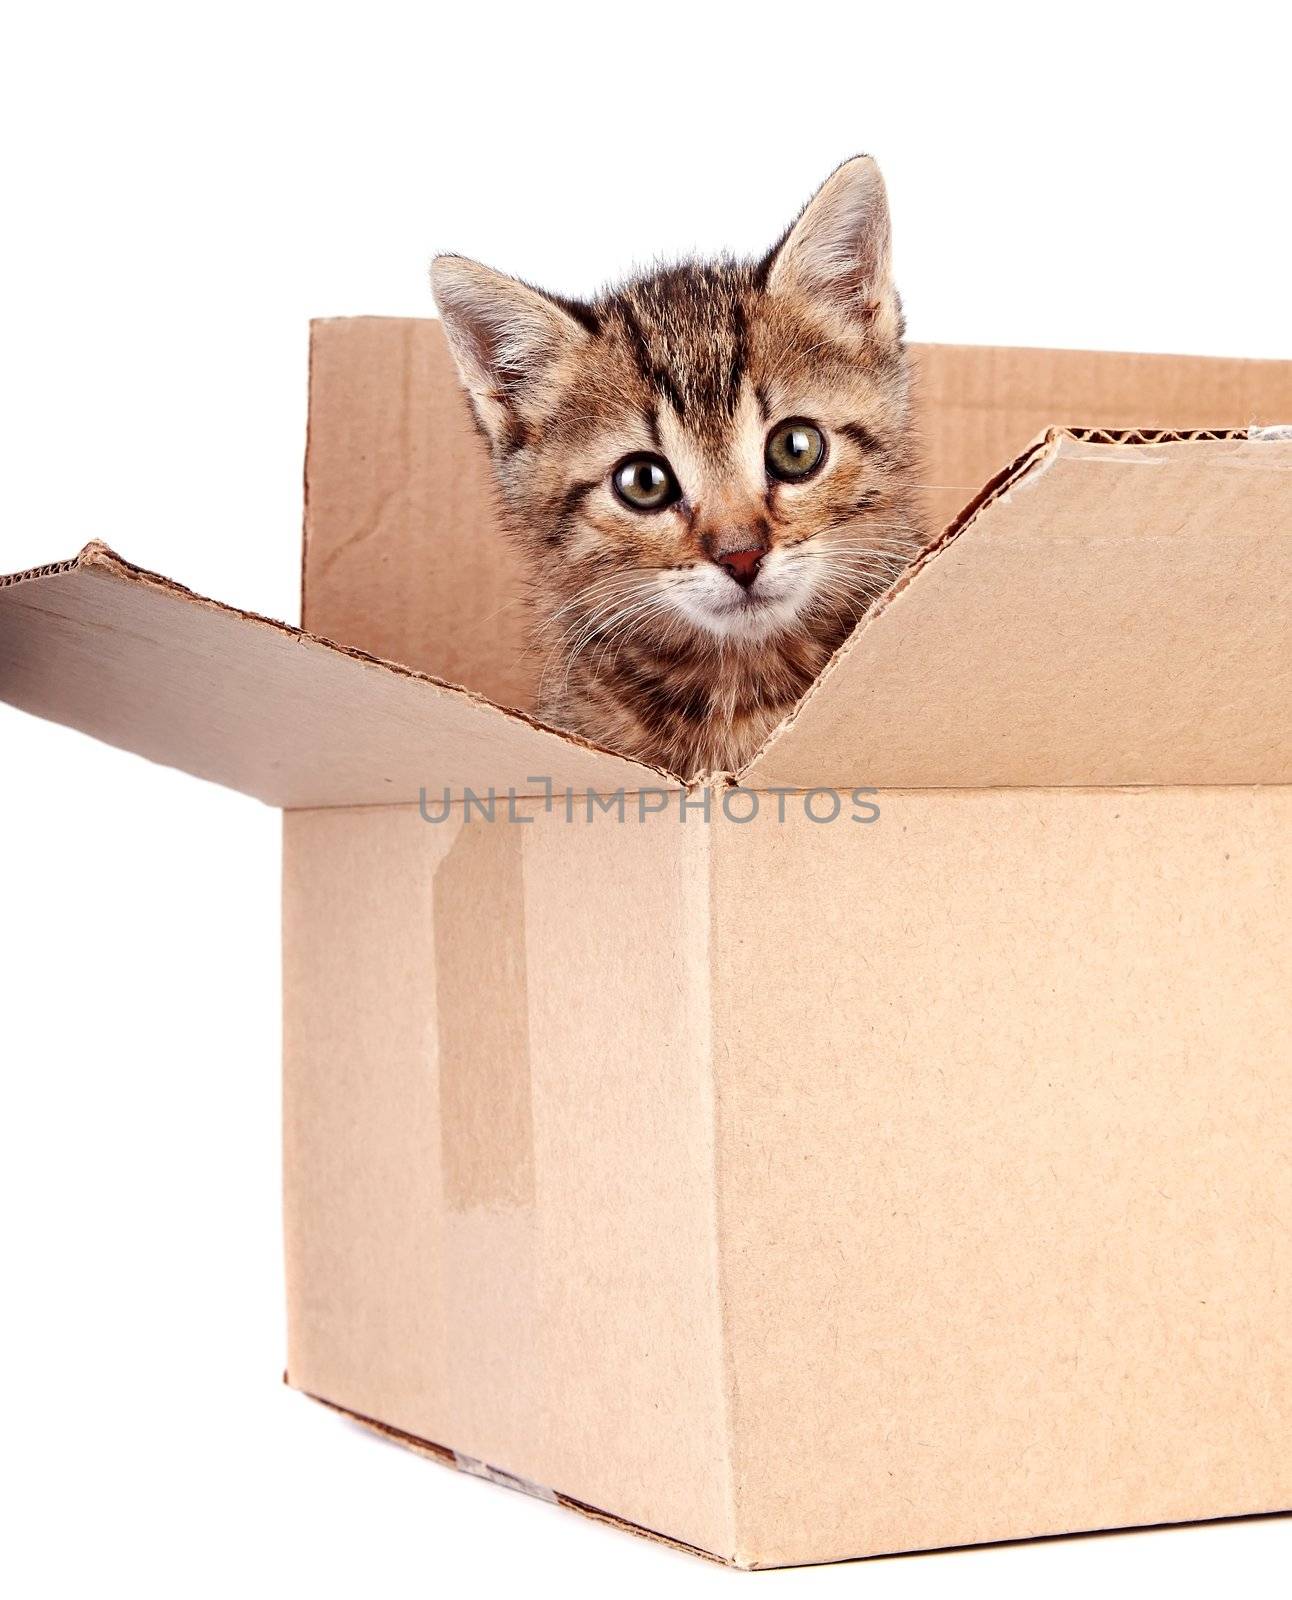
[763,156,898,342]
[431,255,591,447]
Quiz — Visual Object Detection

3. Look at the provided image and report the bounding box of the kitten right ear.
[431,255,591,447]
[762,156,899,346]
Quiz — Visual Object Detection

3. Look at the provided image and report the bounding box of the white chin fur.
[663,553,812,643]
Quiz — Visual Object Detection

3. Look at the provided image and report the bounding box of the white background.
[2,4,1289,1595]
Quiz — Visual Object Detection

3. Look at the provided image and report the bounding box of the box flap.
[741,429,1292,790]
[303,317,536,710]
[0,545,668,807]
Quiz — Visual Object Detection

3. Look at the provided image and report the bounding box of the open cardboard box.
[2,321,1290,1567]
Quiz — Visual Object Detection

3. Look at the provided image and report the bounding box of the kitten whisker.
[546,580,675,700]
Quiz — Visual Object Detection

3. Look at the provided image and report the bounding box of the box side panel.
[303,317,534,708]
[282,805,734,1557]
[913,344,1292,532]
[709,789,1291,1567]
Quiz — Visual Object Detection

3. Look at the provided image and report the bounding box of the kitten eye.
[611,454,680,512]
[765,419,826,482]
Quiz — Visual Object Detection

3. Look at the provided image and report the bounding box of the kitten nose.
[715,546,765,588]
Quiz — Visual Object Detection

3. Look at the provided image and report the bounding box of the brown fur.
[432,157,924,777]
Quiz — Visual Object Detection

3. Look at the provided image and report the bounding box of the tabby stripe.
[549,293,602,337]
[840,421,883,453]
[546,478,599,545]
[500,415,530,457]
[725,300,749,414]
[616,299,688,419]
[615,658,713,727]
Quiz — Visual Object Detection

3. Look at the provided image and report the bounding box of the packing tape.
[451,1451,559,1505]
[432,822,535,1212]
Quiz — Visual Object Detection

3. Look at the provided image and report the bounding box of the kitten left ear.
[763,156,899,343]
[431,255,591,447]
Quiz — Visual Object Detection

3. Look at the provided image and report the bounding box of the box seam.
[703,824,754,1566]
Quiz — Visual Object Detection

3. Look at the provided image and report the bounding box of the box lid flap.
[741,429,1292,790]
[0,545,668,807]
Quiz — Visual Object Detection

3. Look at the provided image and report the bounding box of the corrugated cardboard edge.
[290,1382,1288,1571]
[0,553,82,589]
[732,424,1282,786]
[299,316,319,629]
[0,540,680,791]
[293,1385,737,1568]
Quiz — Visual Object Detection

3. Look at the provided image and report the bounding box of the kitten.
[432,156,922,776]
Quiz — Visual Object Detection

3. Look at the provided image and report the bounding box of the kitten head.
[431,157,917,656]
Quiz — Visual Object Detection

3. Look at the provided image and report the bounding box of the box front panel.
[710,788,1291,1566]
[283,805,734,1557]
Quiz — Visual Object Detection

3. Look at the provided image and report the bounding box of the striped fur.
[432,157,924,777]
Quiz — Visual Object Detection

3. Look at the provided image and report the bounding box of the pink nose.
[716,547,765,588]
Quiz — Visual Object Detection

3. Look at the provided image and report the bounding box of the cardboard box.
[2,321,1290,1567]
